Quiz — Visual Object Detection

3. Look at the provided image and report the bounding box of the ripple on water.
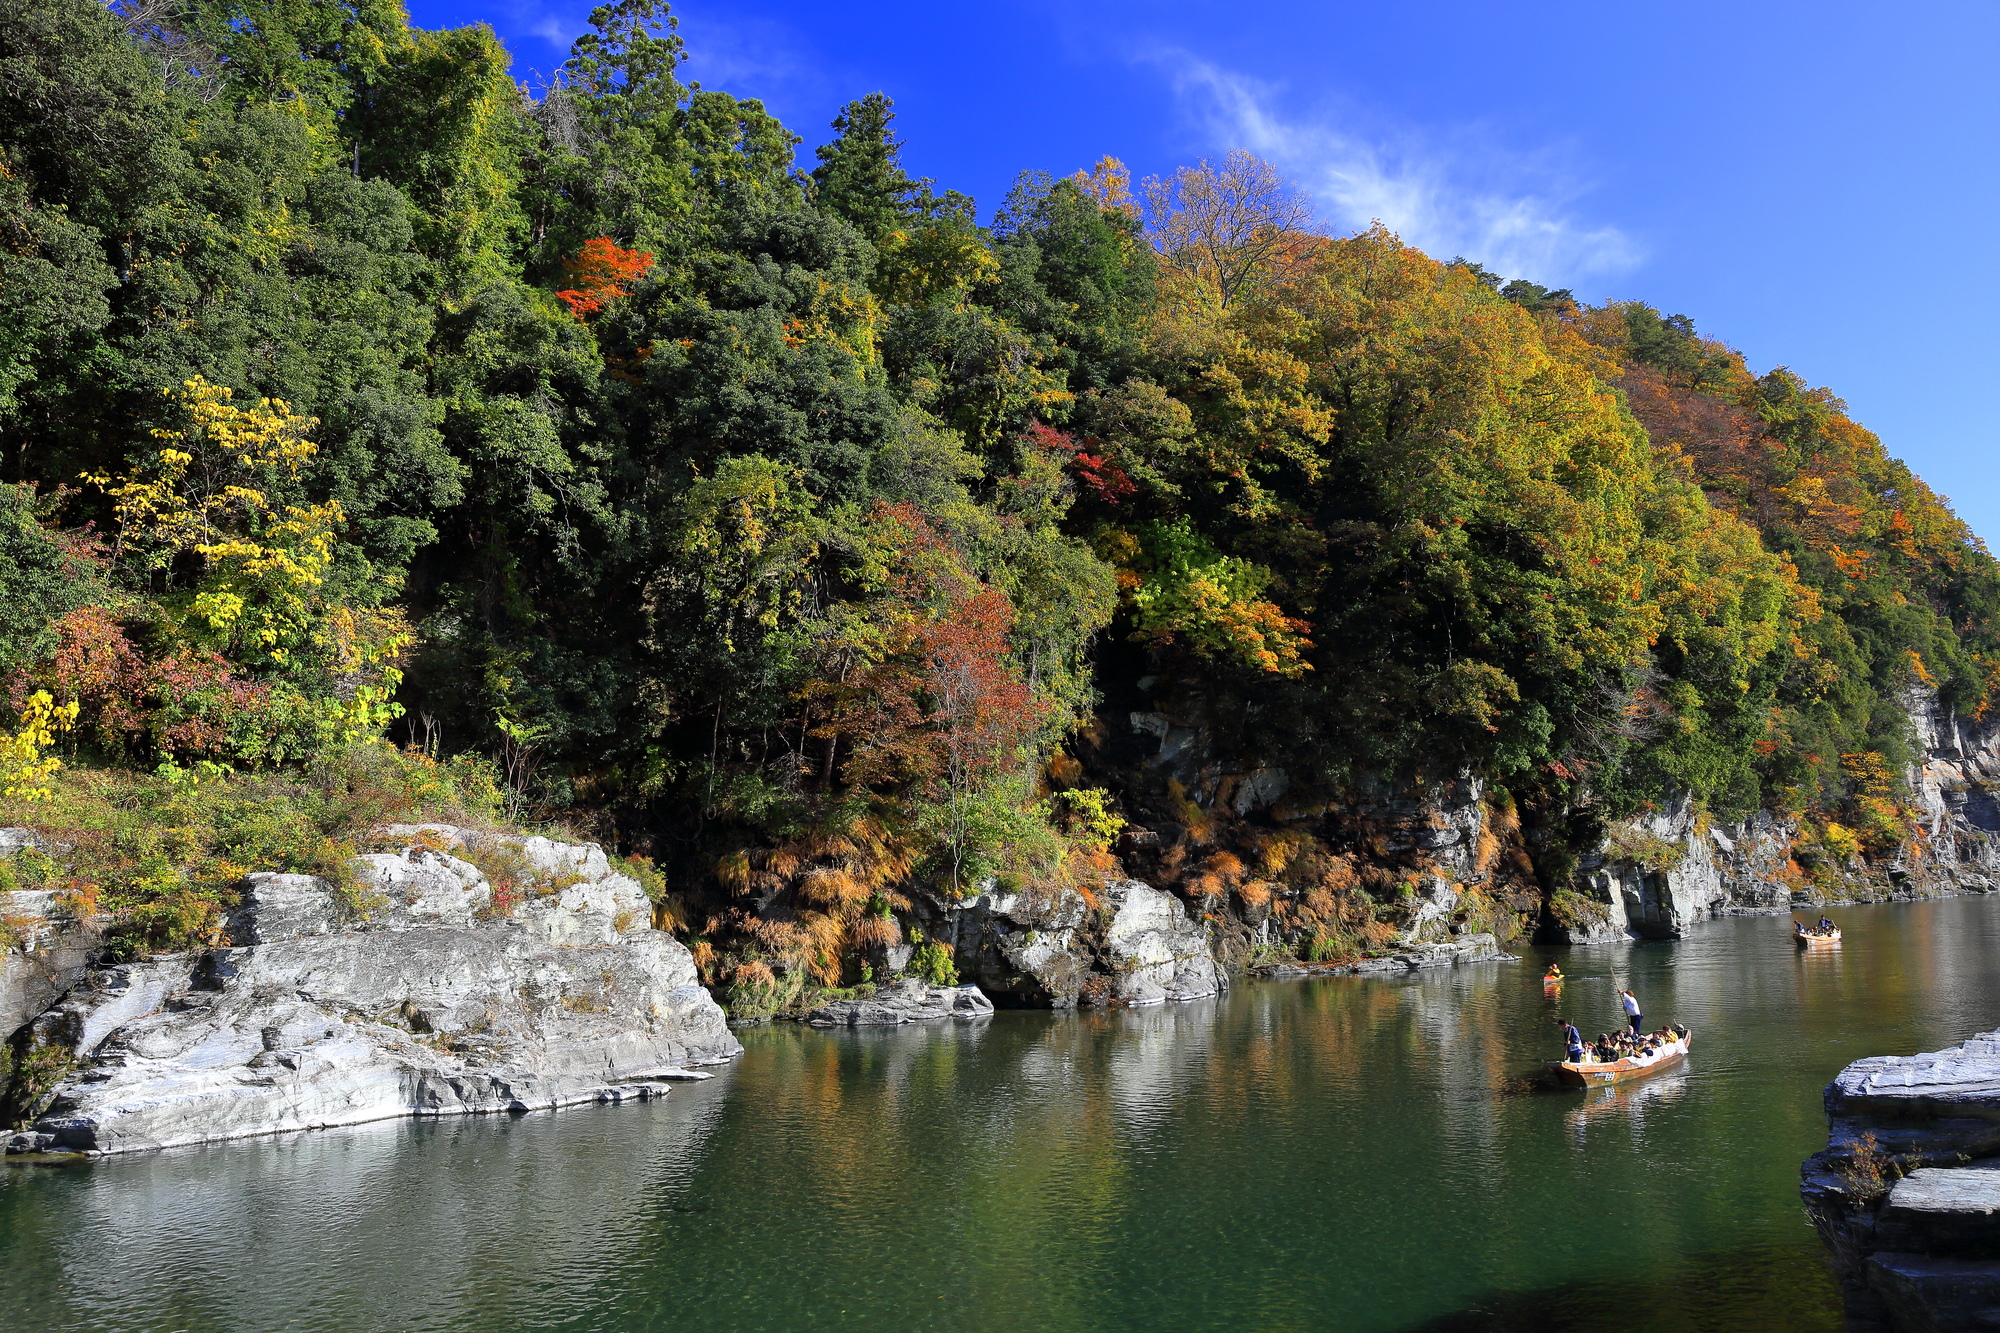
[7,896,2000,1332]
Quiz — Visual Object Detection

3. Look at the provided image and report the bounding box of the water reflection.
[8,897,2000,1333]
[2,1090,730,1333]
[1564,1066,1690,1141]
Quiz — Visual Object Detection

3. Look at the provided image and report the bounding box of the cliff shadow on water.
[1406,1240,1842,1333]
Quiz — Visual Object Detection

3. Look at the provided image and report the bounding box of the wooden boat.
[1547,1031,1692,1088]
[1796,928,1842,950]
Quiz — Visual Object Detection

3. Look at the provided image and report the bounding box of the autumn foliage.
[554,237,656,319]
[811,503,1045,801]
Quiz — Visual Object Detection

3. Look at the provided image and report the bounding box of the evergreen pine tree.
[810,92,911,241]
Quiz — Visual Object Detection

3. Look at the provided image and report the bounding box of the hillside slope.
[0,0,1994,1025]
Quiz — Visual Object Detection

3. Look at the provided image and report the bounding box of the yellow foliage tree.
[0,690,78,801]
[80,377,409,759]
[84,377,353,671]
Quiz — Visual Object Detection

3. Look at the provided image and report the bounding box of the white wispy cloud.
[526,15,569,48]
[1160,55,1642,287]
[676,12,824,96]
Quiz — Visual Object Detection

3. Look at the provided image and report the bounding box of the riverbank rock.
[4,832,739,1156]
[806,979,993,1026]
[0,830,102,1038]
[933,877,1225,1008]
[1803,1028,2000,1331]
[2,892,103,1041]
[1101,879,1226,1005]
[1254,933,1513,979]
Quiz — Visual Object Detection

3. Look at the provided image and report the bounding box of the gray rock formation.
[1906,687,2000,893]
[942,877,1226,1008]
[5,832,738,1155]
[1129,669,2000,956]
[1561,798,1797,943]
[1255,932,1511,979]
[806,978,993,1026]
[947,882,1094,1006]
[1100,879,1226,1004]
[1804,1029,2000,1331]
[1564,686,2000,944]
[2,889,102,1041]
[0,830,100,1038]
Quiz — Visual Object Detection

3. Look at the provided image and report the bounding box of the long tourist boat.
[1796,928,1842,950]
[1547,1031,1693,1088]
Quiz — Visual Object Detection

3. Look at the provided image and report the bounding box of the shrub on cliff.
[0,741,502,956]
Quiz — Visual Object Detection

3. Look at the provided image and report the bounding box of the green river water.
[6,893,2000,1332]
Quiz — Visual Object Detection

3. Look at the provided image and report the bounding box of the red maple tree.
[807,504,1047,887]
[1024,421,1135,506]
[554,237,656,320]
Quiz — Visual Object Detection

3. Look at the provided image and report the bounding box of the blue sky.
[404,0,2000,542]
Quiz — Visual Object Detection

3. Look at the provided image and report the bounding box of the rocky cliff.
[1803,1030,2000,1331]
[1097,680,2000,959]
[1558,687,2000,943]
[2,829,738,1155]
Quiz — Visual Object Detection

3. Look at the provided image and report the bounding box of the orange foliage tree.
[554,237,656,319]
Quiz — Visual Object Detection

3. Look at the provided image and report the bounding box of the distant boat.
[1796,927,1842,950]
[1548,1031,1692,1088]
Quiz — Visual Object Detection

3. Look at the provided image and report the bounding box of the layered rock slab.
[806,979,993,1026]
[1805,1029,2000,1332]
[7,834,738,1155]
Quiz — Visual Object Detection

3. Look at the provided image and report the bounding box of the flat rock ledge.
[806,979,994,1027]
[1804,1029,2000,1331]
[4,831,740,1156]
[1253,933,1515,980]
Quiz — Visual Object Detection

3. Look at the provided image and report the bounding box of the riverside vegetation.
[3,0,1998,1031]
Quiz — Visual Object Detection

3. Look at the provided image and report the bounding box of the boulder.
[5,835,738,1156]
[1101,880,1224,1005]
[806,979,993,1027]
[949,884,1094,1006]
[939,878,1225,1008]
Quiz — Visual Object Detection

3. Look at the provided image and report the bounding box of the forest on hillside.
[3,0,1996,1005]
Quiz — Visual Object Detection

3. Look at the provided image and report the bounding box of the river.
[6,894,2000,1332]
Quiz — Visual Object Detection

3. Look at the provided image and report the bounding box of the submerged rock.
[806,979,993,1026]
[1804,1029,2000,1331]
[5,832,738,1156]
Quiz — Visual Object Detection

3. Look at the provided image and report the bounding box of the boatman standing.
[1619,988,1643,1034]
[1557,1017,1585,1063]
